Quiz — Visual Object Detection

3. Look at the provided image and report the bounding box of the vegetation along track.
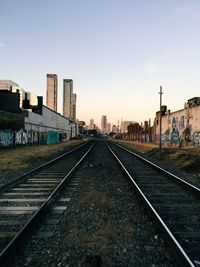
[4,140,177,266]
[107,141,200,267]
[0,140,95,265]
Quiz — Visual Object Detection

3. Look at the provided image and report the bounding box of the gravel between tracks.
[114,140,200,188]
[9,141,176,267]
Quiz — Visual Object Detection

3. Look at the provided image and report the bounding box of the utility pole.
[159,86,163,158]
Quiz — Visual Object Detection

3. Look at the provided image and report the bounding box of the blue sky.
[1,0,200,126]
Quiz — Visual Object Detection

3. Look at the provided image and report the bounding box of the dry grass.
[0,140,83,177]
[115,140,200,175]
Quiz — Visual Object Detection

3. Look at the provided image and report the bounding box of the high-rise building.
[89,119,95,130]
[63,79,73,119]
[101,115,107,133]
[107,122,111,133]
[46,74,57,111]
[72,93,76,121]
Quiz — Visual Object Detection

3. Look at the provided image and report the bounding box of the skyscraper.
[46,74,57,111]
[63,79,73,119]
[101,115,107,133]
[72,93,76,121]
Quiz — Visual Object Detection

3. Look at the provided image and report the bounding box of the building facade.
[101,115,107,133]
[154,97,200,146]
[0,80,25,108]
[46,74,57,112]
[72,93,76,121]
[121,121,135,133]
[63,79,73,119]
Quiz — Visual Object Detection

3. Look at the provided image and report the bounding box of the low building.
[154,97,200,146]
[0,90,77,147]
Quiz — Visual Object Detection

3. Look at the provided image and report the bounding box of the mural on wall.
[0,130,13,147]
[193,132,200,147]
[28,131,38,144]
[39,132,48,144]
[169,115,192,143]
[170,117,180,142]
[0,129,61,147]
[15,129,28,145]
[47,131,58,144]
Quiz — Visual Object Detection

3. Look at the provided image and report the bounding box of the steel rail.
[105,142,195,267]
[112,141,200,193]
[0,140,90,193]
[0,141,95,265]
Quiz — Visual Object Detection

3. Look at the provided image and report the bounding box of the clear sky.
[1,0,200,127]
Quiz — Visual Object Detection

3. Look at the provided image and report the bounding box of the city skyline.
[1,1,200,127]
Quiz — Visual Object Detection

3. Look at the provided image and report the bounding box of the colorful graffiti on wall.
[47,131,59,144]
[170,117,181,142]
[0,129,63,147]
[0,130,13,147]
[170,116,193,144]
[193,132,200,147]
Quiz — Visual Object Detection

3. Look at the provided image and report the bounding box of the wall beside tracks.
[154,105,200,147]
[0,106,77,147]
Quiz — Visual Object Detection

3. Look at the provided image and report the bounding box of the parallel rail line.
[106,141,200,267]
[0,140,95,265]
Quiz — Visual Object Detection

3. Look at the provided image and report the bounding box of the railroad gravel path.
[0,141,84,188]
[6,140,175,267]
[114,140,200,188]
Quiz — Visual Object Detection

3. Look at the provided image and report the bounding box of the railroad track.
[1,140,199,266]
[106,141,200,267]
[0,140,95,265]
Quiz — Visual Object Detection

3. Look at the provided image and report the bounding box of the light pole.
[159,86,163,158]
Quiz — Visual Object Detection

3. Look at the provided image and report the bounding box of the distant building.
[72,93,76,121]
[121,121,135,133]
[63,79,73,119]
[89,119,95,130]
[107,122,111,133]
[153,97,200,146]
[101,115,107,133]
[46,74,57,111]
[0,80,25,108]
[26,92,38,106]
[0,90,20,113]
[0,80,19,91]
[112,125,117,133]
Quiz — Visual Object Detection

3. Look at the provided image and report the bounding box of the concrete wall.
[154,105,200,146]
[24,105,76,141]
[0,105,77,147]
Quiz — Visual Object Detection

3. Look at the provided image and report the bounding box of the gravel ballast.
[8,140,176,267]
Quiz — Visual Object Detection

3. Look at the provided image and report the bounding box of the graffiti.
[179,115,184,129]
[47,131,58,144]
[170,117,180,142]
[39,132,48,144]
[1,129,65,147]
[28,131,38,144]
[0,130,13,147]
[15,129,28,145]
[193,132,200,147]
